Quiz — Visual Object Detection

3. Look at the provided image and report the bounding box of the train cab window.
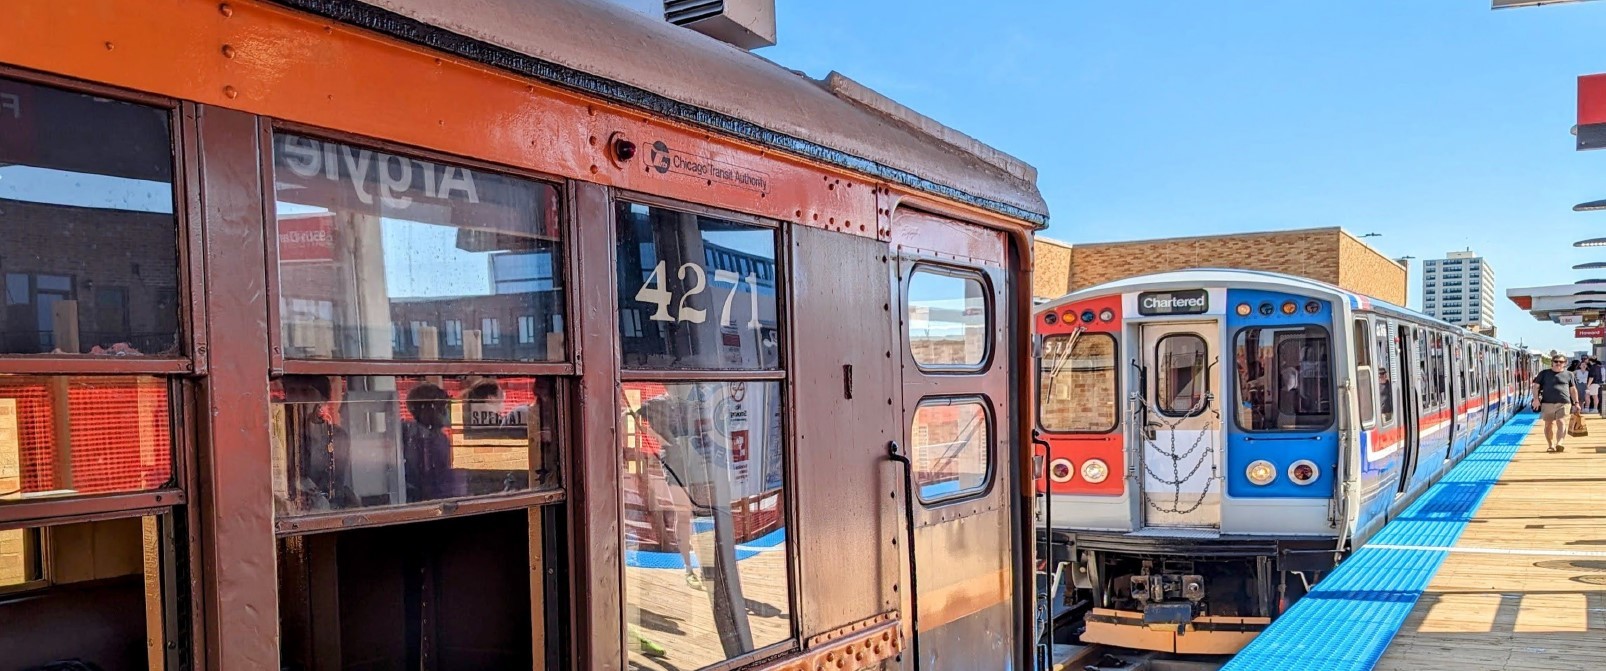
[271,133,566,362]
[1039,333,1118,432]
[911,397,992,502]
[1234,326,1333,431]
[269,375,558,515]
[1156,334,1209,416]
[615,202,780,370]
[620,380,792,669]
[1353,320,1376,429]
[906,268,990,370]
[0,77,181,356]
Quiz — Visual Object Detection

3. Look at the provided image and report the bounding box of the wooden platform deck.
[1375,413,1606,671]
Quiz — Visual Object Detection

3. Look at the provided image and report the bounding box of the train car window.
[620,380,792,669]
[910,396,992,502]
[271,133,566,362]
[1353,320,1377,429]
[269,375,557,515]
[0,375,174,501]
[615,202,780,370]
[0,515,175,669]
[906,267,990,370]
[1234,326,1333,431]
[1376,326,1396,426]
[1038,333,1118,433]
[1156,334,1209,416]
[0,77,181,357]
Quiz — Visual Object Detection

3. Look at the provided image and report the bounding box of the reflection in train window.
[615,202,780,371]
[269,375,559,516]
[1039,333,1118,433]
[271,133,565,362]
[1234,326,1333,431]
[0,76,180,356]
[907,267,989,370]
[1156,334,1209,417]
[911,397,992,503]
[0,375,174,502]
[1377,326,1397,426]
[620,380,791,669]
[1354,320,1377,429]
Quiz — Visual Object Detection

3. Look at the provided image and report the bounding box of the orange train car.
[0,1,1047,670]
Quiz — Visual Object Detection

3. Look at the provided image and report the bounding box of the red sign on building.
[1576,326,1605,339]
[277,212,336,263]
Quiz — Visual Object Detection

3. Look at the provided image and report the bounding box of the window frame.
[1376,320,1398,428]
[257,121,576,534]
[1037,332,1120,434]
[0,67,195,530]
[1230,324,1336,433]
[612,192,801,670]
[263,120,577,378]
[905,263,994,374]
[1154,332,1210,418]
[910,395,996,505]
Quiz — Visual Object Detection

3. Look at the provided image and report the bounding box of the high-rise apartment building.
[1422,250,1496,331]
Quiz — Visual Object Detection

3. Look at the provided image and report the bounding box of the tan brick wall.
[1033,238,1074,300]
[1337,235,1408,306]
[1069,229,1343,291]
[1031,227,1405,305]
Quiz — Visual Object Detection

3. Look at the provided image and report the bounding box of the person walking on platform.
[1587,357,1604,413]
[1533,354,1581,453]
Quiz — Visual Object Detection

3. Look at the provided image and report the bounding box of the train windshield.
[1234,325,1333,431]
[1039,333,1118,432]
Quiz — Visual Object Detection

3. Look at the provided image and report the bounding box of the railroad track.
[1045,643,1227,671]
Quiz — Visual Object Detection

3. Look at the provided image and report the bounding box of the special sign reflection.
[621,381,790,669]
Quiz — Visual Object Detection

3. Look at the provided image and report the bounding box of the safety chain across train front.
[1137,393,1220,516]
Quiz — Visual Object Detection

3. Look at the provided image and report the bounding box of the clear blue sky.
[762,0,1606,354]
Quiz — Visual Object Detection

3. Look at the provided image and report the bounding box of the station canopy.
[1507,283,1606,324]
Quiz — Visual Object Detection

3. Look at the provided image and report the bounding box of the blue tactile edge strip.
[1222,413,1536,671]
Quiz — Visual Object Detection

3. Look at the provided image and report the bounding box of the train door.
[1138,322,1222,530]
[892,210,1017,670]
[1394,326,1422,496]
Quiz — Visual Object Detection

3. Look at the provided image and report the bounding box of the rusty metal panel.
[570,181,625,671]
[788,225,900,639]
[193,105,279,670]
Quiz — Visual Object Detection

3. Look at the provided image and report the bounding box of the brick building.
[1033,227,1408,306]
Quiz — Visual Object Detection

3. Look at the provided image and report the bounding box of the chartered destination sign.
[1137,289,1209,316]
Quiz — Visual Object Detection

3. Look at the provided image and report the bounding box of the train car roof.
[1038,268,1517,346]
[274,0,1047,227]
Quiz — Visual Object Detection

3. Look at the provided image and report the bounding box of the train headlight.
[1081,459,1109,484]
[1081,310,1097,323]
[1288,460,1320,485]
[1235,303,1253,317]
[1043,312,1058,325]
[1258,302,1274,316]
[1281,301,1298,315]
[1304,300,1321,315]
[1246,460,1277,486]
[1048,458,1074,483]
[1099,308,1116,322]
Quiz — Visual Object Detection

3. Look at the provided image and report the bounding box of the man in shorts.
[1533,354,1581,453]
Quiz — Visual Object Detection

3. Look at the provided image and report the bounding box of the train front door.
[1138,322,1223,530]
[892,210,1018,670]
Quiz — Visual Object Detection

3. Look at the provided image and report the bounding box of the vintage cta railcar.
[0,1,1046,669]
[1035,269,1536,655]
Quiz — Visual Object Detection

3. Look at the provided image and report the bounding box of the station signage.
[1560,315,1585,325]
[1137,289,1209,316]
[1577,326,1605,339]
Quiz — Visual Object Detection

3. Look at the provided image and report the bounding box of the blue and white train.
[1033,269,1539,654]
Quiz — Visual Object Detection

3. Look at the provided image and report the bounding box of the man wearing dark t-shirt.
[1533,354,1581,453]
